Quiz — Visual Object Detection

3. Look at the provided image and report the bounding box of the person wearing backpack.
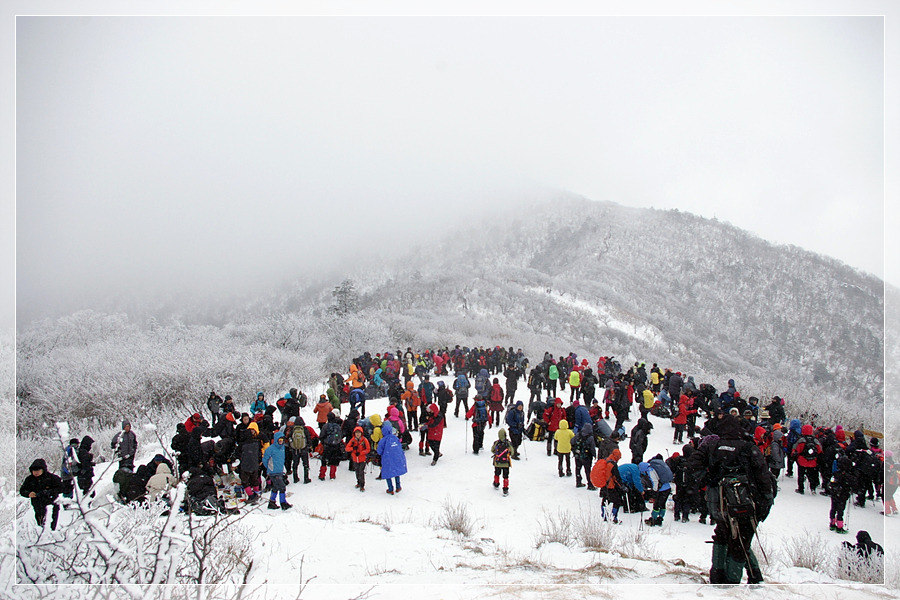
[591,448,625,523]
[488,378,504,427]
[883,450,898,516]
[504,401,525,460]
[542,398,566,457]
[60,438,80,500]
[287,417,312,484]
[546,361,559,400]
[466,396,492,454]
[345,426,371,492]
[452,371,470,418]
[573,422,596,489]
[554,420,575,478]
[791,424,822,494]
[828,454,856,533]
[318,413,344,481]
[684,414,774,585]
[491,428,513,496]
[641,457,674,526]
[785,419,802,477]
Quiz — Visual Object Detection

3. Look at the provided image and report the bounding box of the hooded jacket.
[554,420,575,454]
[491,429,513,468]
[345,427,371,463]
[792,424,822,468]
[377,423,408,479]
[20,458,62,504]
[146,463,177,501]
[77,436,95,479]
[542,399,566,432]
[591,448,622,489]
[262,431,286,475]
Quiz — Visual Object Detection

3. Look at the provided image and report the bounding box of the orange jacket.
[348,363,365,389]
[314,399,333,424]
[345,428,371,463]
[402,382,420,412]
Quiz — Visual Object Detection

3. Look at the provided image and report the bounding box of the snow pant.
[599,487,623,521]
[505,386,516,405]
[569,386,580,402]
[418,431,429,454]
[546,434,558,457]
[527,389,541,417]
[408,410,419,430]
[613,410,626,434]
[509,432,522,458]
[493,466,510,492]
[32,499,60,530]
[268,473,286,496]
[61,477,75,499]
[352,461,366,489]
[855,474,874,505]
[674,423,686,443]
[673,485,690,520]
[710,517,762,584]
[786,453,797,477]
[240,470,260,496]
[830,491,849,522]
[472,424,485,453]
[319,463,338,479]
[797,465,819,492]
[490,410,501,427]
[546,380,557,399]
[557,452,571,476]
[385,476,401,492]
[76,475,93,497]
[289,448,310,482]
[885,483,898,514]
[651,488,671,522]
[574,457,592,486]
[429,440,442,462]
[454,393,469,417]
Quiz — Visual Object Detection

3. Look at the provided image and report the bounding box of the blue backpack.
[474,402,488,424]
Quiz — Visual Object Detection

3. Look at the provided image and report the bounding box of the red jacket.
[345,428,370,463]
[543,400,566,432]
[423,408,445,441]
[792,425,822,468]
[672,396,696,425]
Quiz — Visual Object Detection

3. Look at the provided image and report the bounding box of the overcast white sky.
[6,2,898,329]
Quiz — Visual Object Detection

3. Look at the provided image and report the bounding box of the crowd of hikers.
[23,345,891,584]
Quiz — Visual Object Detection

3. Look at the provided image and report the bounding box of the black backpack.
[802,436,818,459]
[324,425,341,447]
[719,468,756,519]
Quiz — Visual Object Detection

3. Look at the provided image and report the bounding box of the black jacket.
[20,459,62,504]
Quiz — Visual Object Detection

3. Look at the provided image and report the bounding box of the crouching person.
[20,458,62,530]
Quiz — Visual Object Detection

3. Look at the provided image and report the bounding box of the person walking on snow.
[491,428,513,496]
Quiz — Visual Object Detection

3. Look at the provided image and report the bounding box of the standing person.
[491,429,513,496]
[568,368,581,402]
[318,413,344,481]
[421,404,445,466]
[546,361,559,400]
[262,431,291,510]
[785,419,802,477]
[60,438,80,500]
[630,417,653,465]
[542,398,566,457]
[238,422,262,503]
[288,416,312,484]
[685,414,774,585]
[829,455,856,533]
[466,396,491,454]
[207,391,222,427]
[111,420,138,471]
[20,459,62,530]
[504,401,525,460]
[504,365,519,406]
[554,420,575,478]
[314,394,333,433]
[527,367,545,416]
[591,448,625,523]
[76,435,96,498]
[573,422,596,489]
[403,381,420,431]
[377,423,407,495]
[345,426,371,491]
[488,378,505,427]
[452,371,470,418]
[792,424,822,494]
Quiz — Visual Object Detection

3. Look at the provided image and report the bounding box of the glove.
[757,497,773,521]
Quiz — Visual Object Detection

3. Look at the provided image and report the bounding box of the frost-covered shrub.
[784,530,832,571]
[434,497,477,538]
[535,509,574,548]
[833,543,884,584]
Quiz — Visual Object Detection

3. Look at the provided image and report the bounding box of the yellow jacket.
[554,420,575,454]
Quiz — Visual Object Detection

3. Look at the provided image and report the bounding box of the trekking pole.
[465,421,468,454]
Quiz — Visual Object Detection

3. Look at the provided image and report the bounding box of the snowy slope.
[36,374,896,599]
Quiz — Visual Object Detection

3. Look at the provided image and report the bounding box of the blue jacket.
[377,424,408,479]
[618,463,643,492]
[573,404,592,433]
[373,369,386,386]
[505,402,525,435]
[349,388,366,405]
[262,432,286,475]
[787,419,802,447]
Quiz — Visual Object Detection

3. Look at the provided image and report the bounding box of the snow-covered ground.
[21,374,897,599]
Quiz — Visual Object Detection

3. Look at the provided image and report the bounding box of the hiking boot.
[795,488,804,495]
[318,476,325,481]
[835,527,848,534]
[359,487,364,492]
[268,501,279,510]
[558,472,565,478]
[699,516,706,524]
[281,502,292,510]
[293,476,300,484]
[303,478,311,484]
[502,488,509,496]
[431,459,437,466]
[681,517,688,523]
[493,481,500,489]
[566,471,572,477]
[419,450,426,456]
[386,489,394,495]
[576,482,585,488]
[396,486,402,493]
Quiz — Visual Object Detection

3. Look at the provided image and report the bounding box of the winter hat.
[497,428,507,440]
[516,400,524,408]
[224,395,232,401]
[729,408,739,416]
[29,458,47,472]
[153,454,165,462]
[225,412,236,423]
[801,424,813,436]
[772,423,783,431]
[835,429,846,442]
[288,417,296,424]
[192,413,202,421]
[240,412,250,422]
[671,452,680,460]
[870,438,880,448]
[69,438,79,446]
[835,425,844,432]
[122,420,131,429]
[247,422,259,434]
[428,403,439,415]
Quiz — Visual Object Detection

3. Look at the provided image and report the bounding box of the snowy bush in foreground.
[433,497,478,538]
[833,544,884,585]
[534,509,574,548]
[783,530,832,572]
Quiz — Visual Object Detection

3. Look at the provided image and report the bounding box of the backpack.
[719,468,756,519]
[323,425,341,447]
[648,458,673,485]
[474,403,488,424]
[493,442,510,463]
[802,437,818,459]
[290,426,307,450]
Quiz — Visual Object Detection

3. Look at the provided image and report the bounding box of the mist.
[16,16,885,328]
